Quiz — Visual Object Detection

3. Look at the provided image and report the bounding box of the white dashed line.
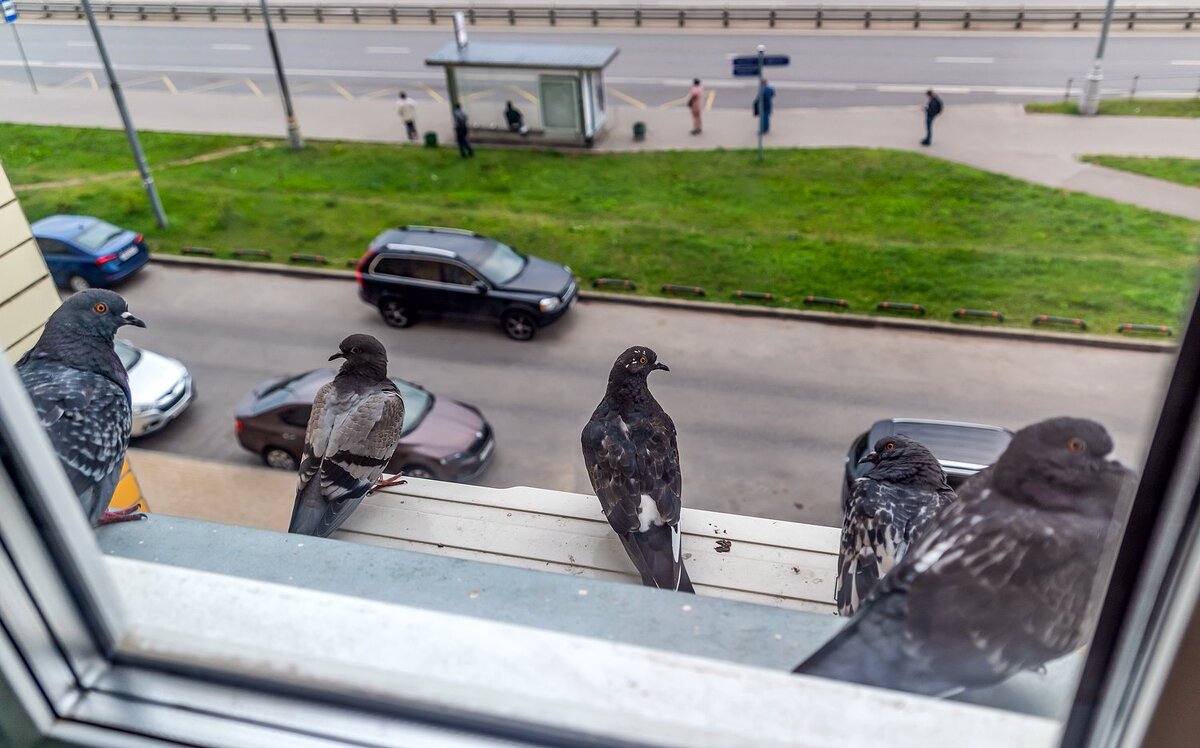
[935,56,995,64]
[366,46,411,55]
[212,44,252,52]
[66,41,95,48]
[1171,60,1200,66]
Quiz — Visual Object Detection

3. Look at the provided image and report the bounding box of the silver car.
[115,340,195,437]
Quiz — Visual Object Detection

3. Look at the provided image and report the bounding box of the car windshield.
[890,423,1012,466]
[390,378,433,436]
[114,340,141,370]
[72,219,127,252]
[473,241,526,285]
[251,373,313,415]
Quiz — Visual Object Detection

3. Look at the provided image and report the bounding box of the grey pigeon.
[836,435,956,616]
[581,346,694,593]
[290,334,405,537]
[16,290,146,526]
[796,417,1131,697]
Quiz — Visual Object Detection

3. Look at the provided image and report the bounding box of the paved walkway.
[2,86,1198,218]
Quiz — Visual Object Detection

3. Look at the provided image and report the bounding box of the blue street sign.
[732,54,790,68]
[2,0,19,24]
[732,67,760,77]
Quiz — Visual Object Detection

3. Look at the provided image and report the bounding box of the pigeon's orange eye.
[93,303,107,314]
[1067,437,1086,454]
[639,356,647,365]
[885,442,895,451]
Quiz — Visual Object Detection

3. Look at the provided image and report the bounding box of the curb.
[149,255,1177,354]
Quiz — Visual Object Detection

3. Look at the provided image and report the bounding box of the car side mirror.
[472,281,488,294]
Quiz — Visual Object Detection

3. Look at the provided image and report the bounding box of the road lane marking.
[876,84,972,94]
[705,90,716,111]
[329,80,355,100]
[419,83,445,104]
[161,75,177,94]
[935,56,995,64]
[185,78,244,94]
[608,87,647,110]
[510,84,539,105]
[658,94,689,110]
[361,87,395,100]
[366,46,410,55]
[1171,60,1200,66]
[66,40,95,48]
[244,78,263,97]
[212,43,252,52]
[462,88,495,102]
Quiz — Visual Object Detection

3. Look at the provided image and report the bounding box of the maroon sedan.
[235,369,495,482]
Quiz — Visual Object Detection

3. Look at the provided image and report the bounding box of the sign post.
[731,47,789,162]
[3,0,38,94]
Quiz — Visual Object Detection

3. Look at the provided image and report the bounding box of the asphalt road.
[2,23,1198,109]
[114,263,1171,528]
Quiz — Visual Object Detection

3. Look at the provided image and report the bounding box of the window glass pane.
[473,243,525,285]
[71,220,125,251]
[372,257,414,278]
[441,263,478,286]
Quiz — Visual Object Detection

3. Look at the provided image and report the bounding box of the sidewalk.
[2,86,1198,219]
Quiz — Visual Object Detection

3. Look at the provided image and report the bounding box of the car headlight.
[132,403,152,415]
[439,452,466,466]
[539,297,561,313]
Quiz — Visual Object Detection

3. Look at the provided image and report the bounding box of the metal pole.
[80,0,167,228]
[756,44,765,163]
[260,0,303,150]
[1080,0,1117,115]
[10,24,36,93]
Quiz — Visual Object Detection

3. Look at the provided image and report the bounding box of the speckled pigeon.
[796,417,1131,697]
[290,334,405,537]
[836,435,956,616]
[16,290,146,526]
[581,346,694,593]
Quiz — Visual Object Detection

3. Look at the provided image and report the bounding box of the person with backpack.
[453,103,474,158]
[921,90,944,146]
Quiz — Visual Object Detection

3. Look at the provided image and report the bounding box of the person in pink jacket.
[687,79,703,135]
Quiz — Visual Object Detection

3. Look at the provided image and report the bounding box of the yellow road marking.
[361,88,395,100]
[121,74,164,87]
[462,88,494,102]
[184,78,242,94]
[244,78,263,97]
[509,84,539,105]
[706,90,716,111]
[161,75,177,94]
[608,87,647,110]
[86,72,98,91]
[420,84,445,105]
[658,94,689,110]
[330,80,355,101]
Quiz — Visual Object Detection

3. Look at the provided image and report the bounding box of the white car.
[115,340,195,437]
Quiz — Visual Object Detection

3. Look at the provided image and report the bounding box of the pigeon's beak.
[652,362,670,372]
[120,311,146,329]
[328,352,345,361]
[858,452,879,466]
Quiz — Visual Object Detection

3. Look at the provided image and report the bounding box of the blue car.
[32,215,151,292]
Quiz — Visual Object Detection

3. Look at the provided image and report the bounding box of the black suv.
[356,226,578,341]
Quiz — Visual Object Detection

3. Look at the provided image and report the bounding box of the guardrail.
[13,2,1200,30]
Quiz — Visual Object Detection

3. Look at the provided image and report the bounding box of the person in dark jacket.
[453,103,474,158]
[504,101,529,136]
[754,79,776,134]
[921,90,943,146]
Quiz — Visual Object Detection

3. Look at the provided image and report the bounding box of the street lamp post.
[80,0,167,228]
[260,0,303,150]
[1079,0,1118,116]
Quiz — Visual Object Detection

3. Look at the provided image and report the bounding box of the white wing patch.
[638,493,663,532]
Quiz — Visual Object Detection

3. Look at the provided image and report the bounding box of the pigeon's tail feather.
[290,465,367,538]
[621,524,693,593]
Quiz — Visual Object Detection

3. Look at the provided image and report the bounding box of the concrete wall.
[0,166,59,362]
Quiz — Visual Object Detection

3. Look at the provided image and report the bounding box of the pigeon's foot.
[100,504,146,524]
[371,474,409,493]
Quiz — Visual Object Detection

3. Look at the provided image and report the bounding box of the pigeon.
[16,289,147,526]
[581,346,694,593]
[836,435,956,616]
[796,417,1131,697]
[289,334,406,537]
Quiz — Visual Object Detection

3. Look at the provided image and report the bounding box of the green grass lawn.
[1082,156,1200,189]
[5,123,1198,333]
[1026,99,1200,118]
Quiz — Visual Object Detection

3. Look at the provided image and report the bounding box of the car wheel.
[402,465,436,480]
[263,446,298,471]
[67,275,91,293]
[501,309,537,341]
[379,300,416,329]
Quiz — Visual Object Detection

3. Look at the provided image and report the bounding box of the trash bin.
[424,131,438,148]
[632,122,646,141]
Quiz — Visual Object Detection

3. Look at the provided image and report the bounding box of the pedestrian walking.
[687,78,704,135]
[921,89,943,146]
[397,91,418,141]
[753,79,776,134]
[453,103,474,158]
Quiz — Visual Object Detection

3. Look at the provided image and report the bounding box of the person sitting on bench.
[504,101,529,136]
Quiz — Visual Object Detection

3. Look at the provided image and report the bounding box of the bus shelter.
[426,42,619,147]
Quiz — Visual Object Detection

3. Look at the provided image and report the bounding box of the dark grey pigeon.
[581,346,694,593]
[16,290,146,526]
[796,417,1131,697]
[290,334,405,537]
[836,435,956,616]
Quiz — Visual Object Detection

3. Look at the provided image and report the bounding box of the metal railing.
[12,3,1200,30]
[1061,73,1200,102]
